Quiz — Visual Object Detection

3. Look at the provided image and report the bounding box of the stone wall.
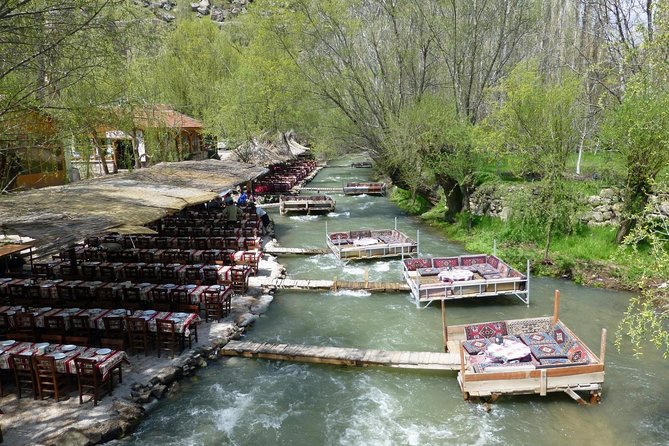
[134,0,252,24]
[469,185,669,227]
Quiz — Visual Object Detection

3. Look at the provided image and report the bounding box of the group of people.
[216,189,272,235]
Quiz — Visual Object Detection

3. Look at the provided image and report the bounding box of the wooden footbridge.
[263,245,329,255]
[248,276,410,292]
[221,341,461,370]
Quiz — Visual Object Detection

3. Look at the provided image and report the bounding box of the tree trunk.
[435,173,463,222]
[90,131,109,175]
[615,217,635,244]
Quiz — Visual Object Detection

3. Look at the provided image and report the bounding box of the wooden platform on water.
[298,187,343,193]
[248,276,410,292]
[222,341,461,370]
[263,246,329,255]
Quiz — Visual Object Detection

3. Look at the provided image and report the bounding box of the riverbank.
[0,251,287,446]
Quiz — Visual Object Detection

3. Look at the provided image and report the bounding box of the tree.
[615,196,669,359]
[385,96,480,222]
[488,63,583,260]
[600,82,669,243]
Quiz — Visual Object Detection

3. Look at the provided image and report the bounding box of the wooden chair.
[156,319,180,358]
[193,237,209,250]
[98,265,117,282]
[122,287,144,311]
[74,357,113,406]
[33,355,68,401]
[73,285,93,307]
[9,354,36,399]
[43,315,66,343]
[32,263,52,279]
[70,315,93,345]
[139,265,159,283]
[95,285,117,308]
[153,237,170,249]
[202,266,220,286]
[11,312,37,342]
[80,263,98,280]
[174,289,200,315]
[158,265,180,285]
[102,317,126,348]
[184,266,201,285]
[125,317,152,356]
[201,250,221,265]
[8,283,29,306]
[25,284,44,306]
[123,264,141,282]
[242,251,259,275]
[56,284,76,306]
[149,288,173,312]
[137,250,155,263]
[230,267,248,294]
[204,289,223,323]
[0,313,10,340]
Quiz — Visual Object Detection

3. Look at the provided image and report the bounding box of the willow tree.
[488,63,584,260]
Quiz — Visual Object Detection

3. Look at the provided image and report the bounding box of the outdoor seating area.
[402,254,529,306]
[254,157,318,194]
[0,340,126,405]
[279,194,336,215]
[326,228,418,261]
[444,292,606,403]
[342,182,387,196]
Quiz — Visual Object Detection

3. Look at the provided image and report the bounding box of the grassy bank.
[391,188,646,291]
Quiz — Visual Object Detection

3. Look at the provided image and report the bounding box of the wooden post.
[459,341,467,400]
[441,299,448,352]
[599,328,607,364]
[552,290,560,324]
[364,268,369,288]
[333,277,337,292]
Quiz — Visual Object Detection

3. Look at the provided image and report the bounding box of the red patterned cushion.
[567,342,590,363]
[460,255,486,266]
[486,255,500,268]
[465,321,508,340]
[519,332,554,346]
[404,258,432,271]
[433,257,459,268]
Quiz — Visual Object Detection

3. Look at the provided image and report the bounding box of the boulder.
[251,294,274,314]
[154,365,182,385]
[151,384,168,399]
[236,312,259,327]
[600,188,617,199]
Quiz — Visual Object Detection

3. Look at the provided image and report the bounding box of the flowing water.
[122,162,669,446]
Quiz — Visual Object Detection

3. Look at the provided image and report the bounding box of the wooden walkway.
[263,246,329,255]
[248,276,409,292]
[222,341,461,370]
[298,187,343,193]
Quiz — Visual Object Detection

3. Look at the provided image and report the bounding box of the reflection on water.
[122,163,669,446]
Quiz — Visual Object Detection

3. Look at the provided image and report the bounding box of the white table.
[438,268,474,282]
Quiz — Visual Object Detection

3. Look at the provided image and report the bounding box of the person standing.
[237,189,248,206]
[250,203,271,235]
[222,202,240,227]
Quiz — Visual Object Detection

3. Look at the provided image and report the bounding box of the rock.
[197,6,210,15]
[600,188,616,199]
[155,366,181,385]
[50,429,94,446]
[236,312,259,327]
[151,384,168,399]
[251,294,274,314]
[157,11,176,21]
[190,2,200,10]
[211,7,225,21]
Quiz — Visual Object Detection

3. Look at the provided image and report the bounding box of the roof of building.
[0,160,267,257]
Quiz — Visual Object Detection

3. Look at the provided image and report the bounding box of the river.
[121,162,669,446]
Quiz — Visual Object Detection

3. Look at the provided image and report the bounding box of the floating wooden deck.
[222,341,461,370]
[297,187,343,193]
[248,276,410,292]
[263,246,329,255]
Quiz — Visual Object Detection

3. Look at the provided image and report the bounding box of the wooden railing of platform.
[222,341,461,370]
[248,276,409,292]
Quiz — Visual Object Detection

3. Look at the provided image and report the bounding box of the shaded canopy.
[0,160,267,257]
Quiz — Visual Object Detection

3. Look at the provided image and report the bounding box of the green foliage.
[600,80,669,225]
[390,187,432,215]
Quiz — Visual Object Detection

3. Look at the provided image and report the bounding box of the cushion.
[507,318,552,335]
[463,338,491,355]
[551,325,572,345]
[519,331,555,346]
[486,255,500,268]
[498,262,509,277]
[567,342,590,363]
[460,255,486,266]
[465,321,508,340]
[403,258,432,271]
[530,342,568,360]
[433,257,459,268]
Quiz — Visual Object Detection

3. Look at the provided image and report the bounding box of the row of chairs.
[81,248,234,266]
[7,353,115,406]
[0,312,198,358]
